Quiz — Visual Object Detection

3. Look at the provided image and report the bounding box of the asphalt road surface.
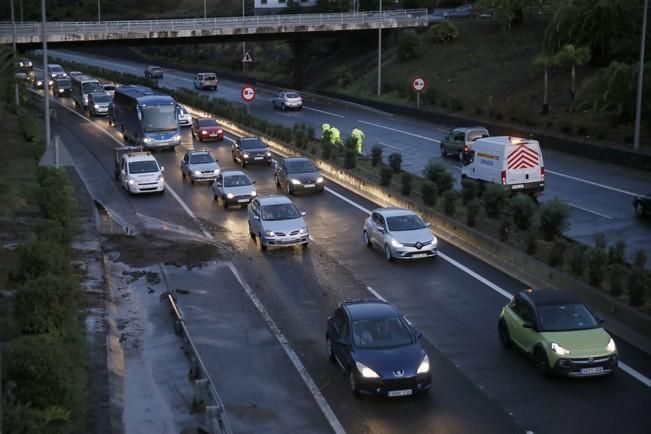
[38,85,651,434]
[44,49,651,265]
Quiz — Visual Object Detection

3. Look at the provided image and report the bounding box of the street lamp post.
[41,0,51,153]
[10,0,19,105]
[242,0,246,73]
[98,0,101,22]
[204,0,207,19]
[377,0,382,96]
[633,0,648,152]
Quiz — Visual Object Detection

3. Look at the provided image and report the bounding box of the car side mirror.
[301,211,307,216]
[120,170,126,176]
[252,180,257,184]
[522,321,534,329]
[425,222,431,228]
[253,215,260,221]
[595,314,605,324]
[413,327,423,339]
[160,166,165,172]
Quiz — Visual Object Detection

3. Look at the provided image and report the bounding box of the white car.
[119,151,165,194]
[272,91,303,111]
[212,170,257,208]
[193,72,218,91]
[177,104,192,127]
[248,195,309,250]
[362,208,438,261]
[102,83,116,98]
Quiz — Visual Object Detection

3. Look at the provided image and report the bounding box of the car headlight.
[213,169,220,174]
[127,178,136,185]
[143,137,153,144]
[417,355,430,374]
[201,130,208,135]
[193,170,201,176]
[226,193,234,199]
[173,134,182,141]
[37,80,43,86]
[264,230,276,237]
[58,88,64,92]
[391,238,404,248]
[299,227,308,234]
[251,191,257,196]
[243,153,250,159]
[94,104,100,109]
[290,179,301,185]
[48,80,53,86]
[355,361,380,378]
[157,174,163,181]
[551,342,570,356]
[266,151,272,156]
[606,338,616,352]
[316,177,324,183]
[83,96,88,104]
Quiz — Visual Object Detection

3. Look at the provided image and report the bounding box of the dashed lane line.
[357,120,441,143]
[303,106,345,118]
[547,170,640,197]
[565,201,614,220]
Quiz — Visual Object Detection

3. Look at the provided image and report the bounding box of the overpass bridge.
[0,9,428,47]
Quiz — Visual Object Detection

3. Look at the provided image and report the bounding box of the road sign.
[412,76,426,92]
[241,85,256,102]
[242,51,253,63]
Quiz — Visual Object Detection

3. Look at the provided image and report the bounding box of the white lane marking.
[166,74,192,83]
[365,286,387,302]
[324,177,651,389]
[358,120,441,143]
[226,262,346,434]
[378,142,402,151]
[565,201,614,220]
[303,106,345,118]
[44,91,214,241]
[546,170,641,197]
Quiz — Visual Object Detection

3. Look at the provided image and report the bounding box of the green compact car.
[498,289,618,377]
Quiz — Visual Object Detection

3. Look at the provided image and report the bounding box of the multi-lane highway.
[44,49,651,264]
[38,80,651,434]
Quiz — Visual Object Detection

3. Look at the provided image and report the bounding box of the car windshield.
[240,138,265,149]
[189,154,214,164]
[55,79,71,87]
[202,74,216,80]
[352,317,414,349]
[468,130,489,142]
[286,159,317,174]
[261,203,300,221]
[537,303,599,332]
[82,82,103,94]
[198,119,218,127]
[103,85,115,91]
[49,65,64,73]
[285,92,300,99]
[386,214,426,231]
[128,160,159,174]
[224,175,251,187]
[143,105,178,132]
[92,94,110,103]
[150,67,162,73]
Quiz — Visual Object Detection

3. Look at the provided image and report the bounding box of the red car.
[192,117,224,142]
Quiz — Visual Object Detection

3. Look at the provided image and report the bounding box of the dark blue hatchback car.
[326,299,431,397]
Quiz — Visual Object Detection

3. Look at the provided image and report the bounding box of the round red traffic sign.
[412,76,426,92]
[241,85,256,102]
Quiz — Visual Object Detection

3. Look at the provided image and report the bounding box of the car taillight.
[540,166,545,181]
[501,170,506,184]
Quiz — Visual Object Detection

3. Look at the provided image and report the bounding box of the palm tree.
[531,52,555,113]
[553,44,591,99]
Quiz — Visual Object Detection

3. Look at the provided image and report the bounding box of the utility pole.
[377,0,382,96]
[633,0,648,152]
[98,0,101,22]
[42,0,51,153]
[10,0,19,105]
[242,0,246,73]
[204,0,207,19]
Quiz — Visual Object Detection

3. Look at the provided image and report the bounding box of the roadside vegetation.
[1,49,89,433]
[54,59,651,314]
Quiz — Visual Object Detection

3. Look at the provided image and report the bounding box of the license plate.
[413,253,428,258]
[580,367,603,375]
[511,184,524,190]
[210,133,218,137]
[254,156,264,160]
[237,199,249,203]
[388,389,412,397]
[279,237,291,242]
[304,184,315,188]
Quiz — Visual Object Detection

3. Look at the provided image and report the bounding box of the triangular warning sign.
[242,52,253,63]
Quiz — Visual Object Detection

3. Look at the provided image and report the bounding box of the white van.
[461,136,544,195]
[71,75,103,110]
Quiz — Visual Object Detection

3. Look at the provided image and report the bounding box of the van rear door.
[505,142,542,188]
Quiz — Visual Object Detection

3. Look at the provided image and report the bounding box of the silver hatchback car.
[248,195,309,250]
[212,170,257,208]
[362,208,438,261]
[180,150,221,184]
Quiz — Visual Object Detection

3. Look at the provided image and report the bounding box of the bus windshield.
[82,82,103,94]
[142,105,177,132]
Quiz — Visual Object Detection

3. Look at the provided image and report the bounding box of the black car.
[326,300,431,397]
[274,157,324,195]
[633,193,651,217]
[232,137,271,168]
[52,77,72,97]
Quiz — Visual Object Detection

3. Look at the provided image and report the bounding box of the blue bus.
[111,85,181,150]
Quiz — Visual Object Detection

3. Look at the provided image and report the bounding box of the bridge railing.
[0,9,428,37]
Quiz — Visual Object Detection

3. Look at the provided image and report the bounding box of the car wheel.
[440,145,447,157]
[286,182,292,195]
[362,230,372,248]
[182,172,186,181]
[258,233,267,251]
[241,159,247,168]
[281,103,286,112]
[213,194,219,201]
[349,371,360,397]
[498,320,512,349]
[384,244,393,262]
[534,347,550,376]
[232,152,237,163]
[327,338,335,362]
[222,196,228,209]
[635,202,644,217]
[302,242,309,249]
[458,150,465,161]
[190,178,195,185]
[275,175,281,188]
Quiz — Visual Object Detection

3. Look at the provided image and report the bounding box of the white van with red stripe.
[461,136,544,195]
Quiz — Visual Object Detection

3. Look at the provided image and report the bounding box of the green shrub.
[466,199,481,227]
[343,149,357,169]
[401,172,413,196]
[633,249,647,269]
[397,29,422,60]
[423,161,454,193]
[461,178,480,205]
[371,145,383,167]
[443,190,458,216]
[594,232,607,250]
[538,198,571,240]
[510,194,535,230]
[527,226,539,255]
[430,21,459,43]
[608,240,626,265]
[16,240,70,281]
[379,167,393,187]
[587,248,608,287]
[548,239,567,267]
[499,219,511,241]
[628,268,649,306]
[35,219,72,245]
[421,181,439,207]
[321,141,334,160]
[559,118,573,134]
[482,184,509,218]
[608,264,627,297]
[36,167,75,228]
[388,153,402,173]
[570,245,588,276]
[15,274,75,335]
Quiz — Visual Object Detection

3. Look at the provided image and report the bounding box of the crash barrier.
[165,292,232,434]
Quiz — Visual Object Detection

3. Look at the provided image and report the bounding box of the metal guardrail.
[166,292,232,434]
[0,9,428,39]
